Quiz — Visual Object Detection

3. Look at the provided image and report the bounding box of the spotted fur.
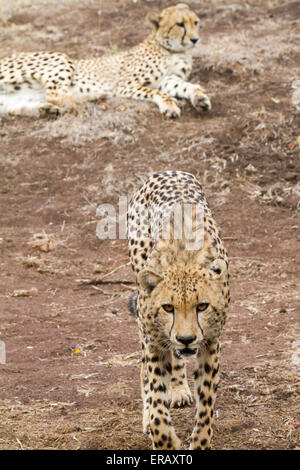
[0,4,210,117]
[128,170,230,450]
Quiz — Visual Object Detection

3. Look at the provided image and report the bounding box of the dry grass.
[30,100,149,147]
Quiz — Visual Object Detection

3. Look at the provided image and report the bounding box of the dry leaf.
[28,233,60,252]
[10,288,38,297]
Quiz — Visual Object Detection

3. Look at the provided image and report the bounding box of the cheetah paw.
[191,90,211,112]
[169,386,193,408]
[39,103,60,117]
[189,441,212,450]
[160,101,181,119]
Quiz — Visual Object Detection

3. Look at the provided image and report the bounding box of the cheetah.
[0,4,211,117]
[127,170,230,450]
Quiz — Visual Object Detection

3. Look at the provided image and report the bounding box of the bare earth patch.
[0,0,299,450]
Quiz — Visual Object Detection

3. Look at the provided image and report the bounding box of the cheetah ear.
[146,12,161,30]
[176,3,190,9]
[208,258,227,280]
[138,269,163,293]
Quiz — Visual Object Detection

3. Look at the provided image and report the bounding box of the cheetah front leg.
[140,344,151,434]
[190,340,220,450]
[169,352,193,408]
[144,346,181,449]
[159,75,211,112]
[116,83,181,119]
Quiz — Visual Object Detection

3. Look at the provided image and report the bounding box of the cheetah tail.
[128,291,138,316]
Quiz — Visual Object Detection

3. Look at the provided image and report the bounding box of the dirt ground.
[0,0,299,451]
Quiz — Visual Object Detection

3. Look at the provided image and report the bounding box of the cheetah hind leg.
[0,86,61,117]
[5,101,60,118]
[45,90,76,111]
[169,352,193,408]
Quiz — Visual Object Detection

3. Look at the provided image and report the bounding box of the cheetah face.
[138,259,227,358]
[147,4,201,53]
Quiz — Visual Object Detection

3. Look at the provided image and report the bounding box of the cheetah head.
[138,258,228,358]
[147,3,201,52]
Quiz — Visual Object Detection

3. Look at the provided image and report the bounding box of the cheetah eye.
[196,303,209,312]
[194,20,199,26]
[176,22,185,28]
[162,304,174,313]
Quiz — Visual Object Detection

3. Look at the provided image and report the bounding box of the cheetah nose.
[190,38,199,45]
[176,335,196,346]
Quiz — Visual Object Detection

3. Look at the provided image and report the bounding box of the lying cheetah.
[0,4,210,117]
[128,170,230,450]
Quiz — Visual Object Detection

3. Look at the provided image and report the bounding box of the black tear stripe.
[169,309,175,339]
[181,24,187,45]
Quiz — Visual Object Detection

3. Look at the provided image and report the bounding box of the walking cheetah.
[0,4,211,117]
[127,170,230,450]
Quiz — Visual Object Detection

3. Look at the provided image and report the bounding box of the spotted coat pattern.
[128,170,230,450]
[0,4,210,117]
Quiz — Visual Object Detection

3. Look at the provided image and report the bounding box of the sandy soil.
[0,0,299,450]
